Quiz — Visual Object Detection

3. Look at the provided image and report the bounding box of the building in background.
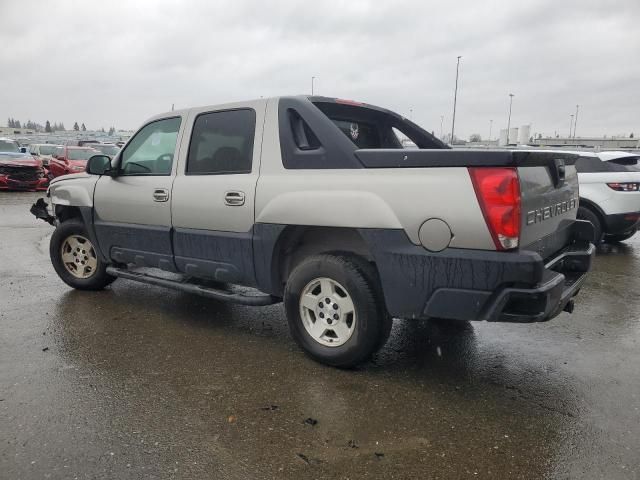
[499,127,520,146]
[0,126,36,136]
[499,129,508,146]
[531,136,639,150]
[519,125,531,145]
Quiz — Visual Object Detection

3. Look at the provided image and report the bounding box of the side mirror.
[20,147,27,153]
[86,155,113,175]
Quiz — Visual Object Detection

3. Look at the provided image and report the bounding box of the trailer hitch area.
[30,198,56,226]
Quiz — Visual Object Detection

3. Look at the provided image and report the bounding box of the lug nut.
[319,302,323,308]
[333,314,339,320]
[333,304,339,310]
[325,298,331,303]
[327,319,333,325]
[319,312,325,318]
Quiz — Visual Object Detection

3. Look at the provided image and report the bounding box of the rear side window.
[312,101,442,149]
[330,119,382,148]
[576,156,638,173]
[186,109,255,175]
[608,156,640,171]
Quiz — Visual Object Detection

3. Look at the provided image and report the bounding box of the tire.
[50,219,116,290]
[284,254,392,368]
[577,206,603,244]
[604,229,637,243]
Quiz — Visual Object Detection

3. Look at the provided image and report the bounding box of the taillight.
[469,167,521,250]
[607,182,640,192]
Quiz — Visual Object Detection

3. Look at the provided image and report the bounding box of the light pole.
[573,104,579,138]
[311,76,316,95]
[450,55,462,144]
[506,93,515,145]
[489,119,493,141]
[569,114,574,138]
[440,115,444,140]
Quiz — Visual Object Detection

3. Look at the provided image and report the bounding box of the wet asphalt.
[1,192,639,480]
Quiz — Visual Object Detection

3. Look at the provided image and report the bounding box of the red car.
[0,153,49,191]
[48,146,99,179]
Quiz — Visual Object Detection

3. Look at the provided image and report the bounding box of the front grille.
[0,166,41,182]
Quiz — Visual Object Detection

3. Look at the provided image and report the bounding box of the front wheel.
[50,219,116,290]
[284,254,392,368]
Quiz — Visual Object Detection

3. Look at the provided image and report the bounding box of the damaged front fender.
[30,198,56,226]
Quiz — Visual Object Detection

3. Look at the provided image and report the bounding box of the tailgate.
[515,151,580,260]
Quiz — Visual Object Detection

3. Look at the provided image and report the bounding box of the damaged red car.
[47,146,99,179]
[0,138,49,191]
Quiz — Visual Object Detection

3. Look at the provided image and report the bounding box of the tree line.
[7,117,117,136]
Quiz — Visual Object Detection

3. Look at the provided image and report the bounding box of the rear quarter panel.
[578,172,640,215]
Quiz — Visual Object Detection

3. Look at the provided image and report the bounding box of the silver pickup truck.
[31,96,595,367]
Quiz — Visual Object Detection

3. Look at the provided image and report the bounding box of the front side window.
[120,117,181,175]
[186,109,255,175]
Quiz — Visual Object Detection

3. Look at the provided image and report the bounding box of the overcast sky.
[1,0,639,139]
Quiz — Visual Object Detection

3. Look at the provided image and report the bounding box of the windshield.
[39,145,58,155]
[0,139,21,153]
[94,144,120,155]
[68,149,96,161]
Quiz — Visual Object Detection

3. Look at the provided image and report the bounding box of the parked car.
[64,139,100,147]
[575,151,640,243]
[90,143,120,157]
[0,137,27,153]
[47,146,99,178]
[0,138,48,191]
[29,143,63,166]
[32,95,594,367]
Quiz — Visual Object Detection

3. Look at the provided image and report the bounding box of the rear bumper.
[359,220,595,323]
[467,243,594,322]
[603,211,640,235]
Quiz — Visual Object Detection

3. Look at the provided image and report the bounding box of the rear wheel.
[50,219,116,290]
[577,206,602,244]
[284,254,392,368]
[604,229,637,243]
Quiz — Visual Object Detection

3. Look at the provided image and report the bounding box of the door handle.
[224,191,245,206]
[153,188,169,202]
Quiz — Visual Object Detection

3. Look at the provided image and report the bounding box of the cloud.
[1,0,638,138]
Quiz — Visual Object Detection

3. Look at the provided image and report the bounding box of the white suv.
[576,151,640,243]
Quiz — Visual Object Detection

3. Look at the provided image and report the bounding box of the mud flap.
[30,198,55,226]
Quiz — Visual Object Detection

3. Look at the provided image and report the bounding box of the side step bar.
[106,267,280,306]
